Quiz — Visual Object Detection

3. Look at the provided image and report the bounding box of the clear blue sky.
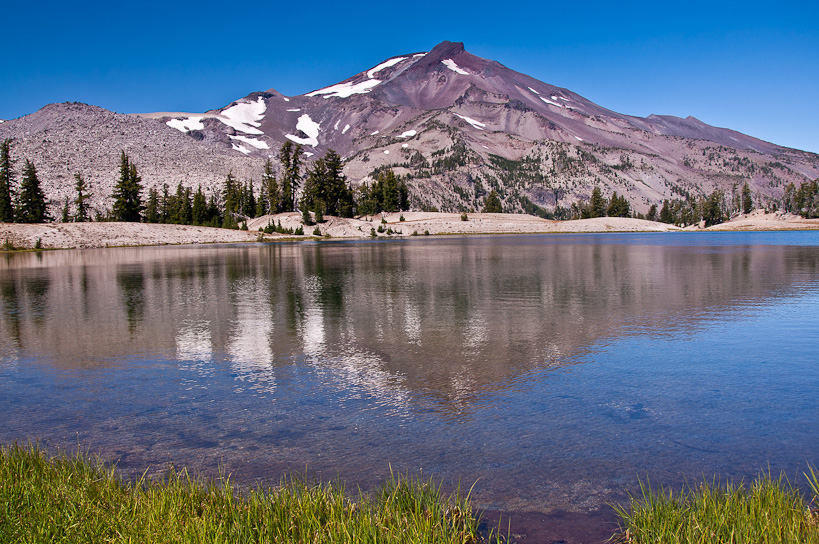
[3,0,818,154]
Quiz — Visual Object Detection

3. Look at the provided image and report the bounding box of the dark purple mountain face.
[2,41,817,216]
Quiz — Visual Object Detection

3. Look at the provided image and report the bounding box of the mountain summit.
[1,41,817,215]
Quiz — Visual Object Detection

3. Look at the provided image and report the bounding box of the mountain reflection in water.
[2,232,818,513]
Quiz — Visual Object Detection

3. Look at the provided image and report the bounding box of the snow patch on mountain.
[342,124,351,134]
[540,97,563,108]
[371,130,379,135]
[285,114,320,147]
[367,57,407,79]
[399,130,417,138]
[218,97,266,135]
[442,59,469,75]
[306,79,381,99]
[528,87,540,95]
[167,116,204,132]
[229,135,269,150]
[232,143,251,155]
[455,114,485,130]
[286,108,301,112]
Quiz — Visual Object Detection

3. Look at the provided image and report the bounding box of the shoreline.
[2,210,818,251]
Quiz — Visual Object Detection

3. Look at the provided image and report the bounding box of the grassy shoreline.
[1,443,500,543]
[614,471,819,543]
[3,443,818,543]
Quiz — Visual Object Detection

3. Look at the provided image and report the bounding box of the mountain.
[2,41,817,217]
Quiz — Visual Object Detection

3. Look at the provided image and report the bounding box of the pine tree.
[659,200,673,223]
[742,181,753,214]
[223,172,239,216]
[702,189,725,227]
[262,159,280,214]
[144,187,160,223]
[0,139,16,222]
[381,169,400,212]
[74,173,91,222]
[279,141,303,212]
[589,186,606,218]
[111,151,143,222]
[244,180,257,218]
[482,190,503,213]
[192,186,207,225]
[17,159,50,223]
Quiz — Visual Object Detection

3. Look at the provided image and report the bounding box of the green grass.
[0,443,499,544]
[614,471,819,544]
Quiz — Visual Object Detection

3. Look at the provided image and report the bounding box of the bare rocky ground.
[3,211,817,251]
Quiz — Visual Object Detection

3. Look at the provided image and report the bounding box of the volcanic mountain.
[2,41,817,216]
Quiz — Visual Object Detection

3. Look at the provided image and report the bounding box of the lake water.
[2,232,818,524]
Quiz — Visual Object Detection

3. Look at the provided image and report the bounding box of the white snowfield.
[540,96,563,108]
[528,87,540,95]
[399,130,417,138]
[305,53,428,99]
[342,124,351,134]
[366,57,407,79]
[285,114,320,147]
[166,116,204,132]
[231,143,251,155]
[286,108,301,112]
[455,114,485,130]
[229,135,270,150]
[442,59,469,75]
[306,79,381,99]
[217,97,266,135]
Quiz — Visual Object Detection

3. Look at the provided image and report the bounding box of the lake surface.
[2,232,819,518]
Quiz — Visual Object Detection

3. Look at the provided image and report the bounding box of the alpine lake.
[2,231,819,540]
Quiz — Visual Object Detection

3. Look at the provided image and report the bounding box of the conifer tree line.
[104,141,409,228]
[781,180,819,219]
[571,186,632,220]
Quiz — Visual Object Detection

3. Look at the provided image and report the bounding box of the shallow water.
[2,232,818,515]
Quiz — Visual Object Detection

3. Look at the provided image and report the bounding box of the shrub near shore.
[0,443,498,544]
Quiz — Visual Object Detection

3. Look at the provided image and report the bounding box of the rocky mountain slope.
[2,41,817,217]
